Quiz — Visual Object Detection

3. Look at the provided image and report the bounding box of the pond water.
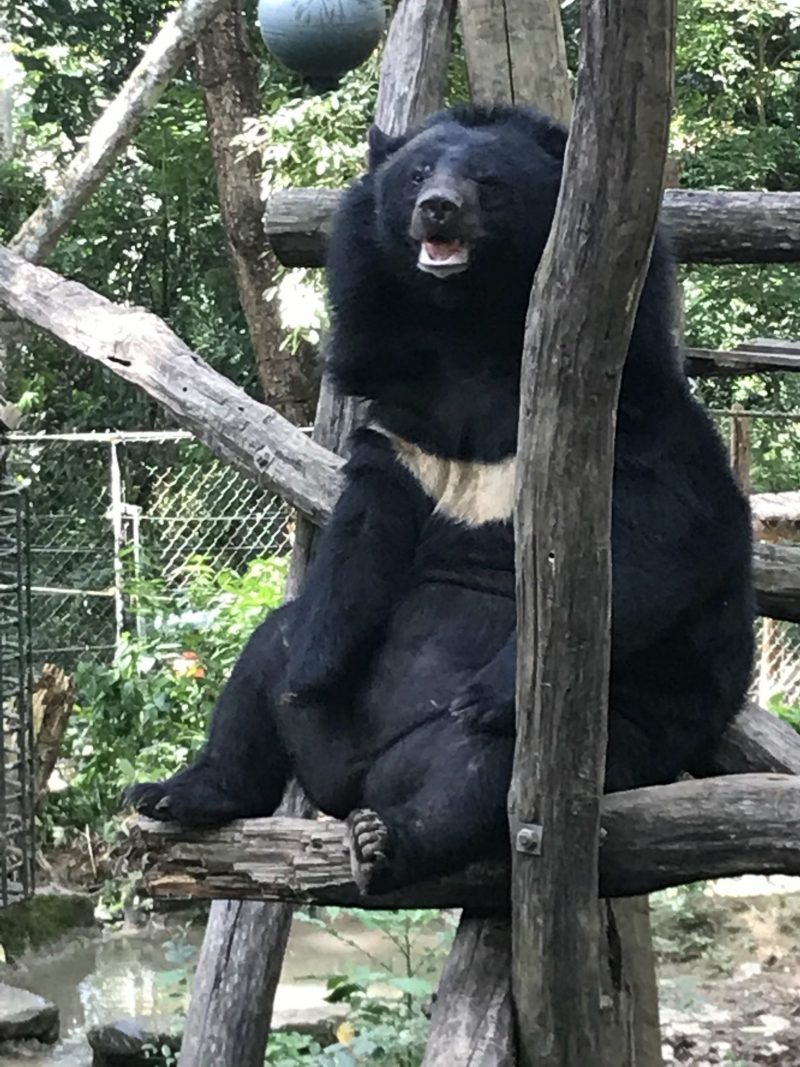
[0,910,427,1067]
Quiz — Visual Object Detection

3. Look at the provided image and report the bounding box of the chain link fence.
[714,409,800,709]
[7,431,295,673]
[0,478,35,906]
[6,415,800,708]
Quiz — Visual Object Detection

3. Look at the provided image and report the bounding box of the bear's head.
[367,105,567,286]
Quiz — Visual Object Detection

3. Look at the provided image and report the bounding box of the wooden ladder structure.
[166,1,800,1065]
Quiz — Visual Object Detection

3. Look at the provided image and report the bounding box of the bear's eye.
[474,175,504,190]
[411,165,432,186]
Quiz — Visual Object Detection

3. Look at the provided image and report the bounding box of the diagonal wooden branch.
[10,0,228,264]
[1,247,797,613]
[0,247,343,525]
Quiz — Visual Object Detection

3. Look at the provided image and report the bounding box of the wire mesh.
[6,417,800,707]
[0,479,35,907]
[7,432,295,672]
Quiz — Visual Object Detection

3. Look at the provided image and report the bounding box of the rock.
[87,1016,181,1066]
[0,890,95,960]
[272,1003,348,1045]
[0,982,59,1043]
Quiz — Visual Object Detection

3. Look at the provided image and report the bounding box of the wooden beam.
[665,191,800,264]
[509,0,675,1060]
[688,344,800,376]
[754,542,800,623]
[265,189,800,268]
[459,0,572,121]
[131,772,800,906]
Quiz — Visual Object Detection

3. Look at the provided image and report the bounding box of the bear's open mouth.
[418,239,470,278]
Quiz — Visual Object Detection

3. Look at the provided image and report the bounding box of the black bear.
[129,105,754,895]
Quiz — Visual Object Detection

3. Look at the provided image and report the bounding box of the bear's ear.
[536,116,569,162]
[367,125,406,171]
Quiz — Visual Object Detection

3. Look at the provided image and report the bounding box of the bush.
[44,555,288,837]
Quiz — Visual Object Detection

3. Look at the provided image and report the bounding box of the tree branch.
[10,0,228,264]
[0,247,343,524]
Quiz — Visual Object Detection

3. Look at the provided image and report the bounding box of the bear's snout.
[410,178,481,278]
[417,190,462,226]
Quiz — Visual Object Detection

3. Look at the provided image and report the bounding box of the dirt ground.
[655,878,800,1066]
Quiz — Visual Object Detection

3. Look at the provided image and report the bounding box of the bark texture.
[196,1,317,423]
[509,0,676,1062]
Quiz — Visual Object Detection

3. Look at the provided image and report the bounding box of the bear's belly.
[359,578,515,751]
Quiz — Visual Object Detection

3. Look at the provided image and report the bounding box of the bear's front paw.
[449,681,514,735]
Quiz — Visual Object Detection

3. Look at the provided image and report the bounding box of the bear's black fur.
[128,105,754,895]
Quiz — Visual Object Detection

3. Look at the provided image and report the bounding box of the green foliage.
[675,0,800,438]
[44,555,288,835]
[767,690,800,732]
[264,909,455,1066]
[651,883,735,966]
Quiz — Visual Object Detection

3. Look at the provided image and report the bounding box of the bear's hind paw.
[346,808,391,895]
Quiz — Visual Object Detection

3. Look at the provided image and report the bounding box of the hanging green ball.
[257,0,385,91]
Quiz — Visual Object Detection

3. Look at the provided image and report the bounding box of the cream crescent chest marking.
[371,424,516,527]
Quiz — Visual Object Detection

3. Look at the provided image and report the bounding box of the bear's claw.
[346,808,391,895]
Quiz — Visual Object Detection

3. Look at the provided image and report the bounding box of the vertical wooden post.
[178,1,455,1063]
[510,1,675,1064]
[599,898,662,1067]
[730,403,752,494]
[458,0,572,121]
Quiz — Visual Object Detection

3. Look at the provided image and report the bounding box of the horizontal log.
[130,772,800,906]
[265,189,800,268]
[688,344,800,377]
[754,542,800,623]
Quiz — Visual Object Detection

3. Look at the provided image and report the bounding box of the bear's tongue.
[418,239,470,276]
[422,239,463,262]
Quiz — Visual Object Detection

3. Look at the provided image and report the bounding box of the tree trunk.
[459,0,571,121]
[195,1,317,423]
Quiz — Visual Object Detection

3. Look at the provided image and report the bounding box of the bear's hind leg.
[127,608,293,825]
[353,724,514,895]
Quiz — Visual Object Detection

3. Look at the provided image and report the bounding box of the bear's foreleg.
[285,430,431,700]
[127,608,293,824]
[449,634,516,735]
